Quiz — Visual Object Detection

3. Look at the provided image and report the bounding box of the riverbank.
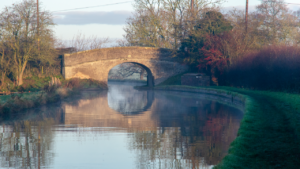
[108,79,147,84]
[0,78,107,116]
[143,85,300,168]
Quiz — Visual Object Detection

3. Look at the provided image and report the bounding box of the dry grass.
[0,78,107,115]
[63,78,108,89]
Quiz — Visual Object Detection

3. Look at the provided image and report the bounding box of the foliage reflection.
[127,92,242,168]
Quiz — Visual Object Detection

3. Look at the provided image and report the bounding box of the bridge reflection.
[63,85,156,129]
[61,85,243,167]
[108,83,154,115]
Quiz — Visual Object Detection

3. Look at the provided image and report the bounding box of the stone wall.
[63,47,188,86]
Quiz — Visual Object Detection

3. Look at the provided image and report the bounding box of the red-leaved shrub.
[223,45,300,92]
[197,35,229,72]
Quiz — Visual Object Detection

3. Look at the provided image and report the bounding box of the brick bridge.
[62,47,188,86]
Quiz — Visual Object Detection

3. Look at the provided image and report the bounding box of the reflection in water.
[0,83,243,169]
[0,107,64,168]
[128,92,243,168]
[108,82,154,115]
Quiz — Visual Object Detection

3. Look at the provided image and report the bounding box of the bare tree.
[109,63,147,80]
[61,32,110,53]
[123,0,225,49]
[256,0,300,45]
[0,0,55,85]
[116,39,130,47]
[0,40,13,87]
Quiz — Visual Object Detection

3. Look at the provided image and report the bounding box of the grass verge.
[157,72,185,86]
[0,78,107,116]
[151,85,300,168]
[213,87,300,169]
[0,88,72,115]
[108,79,147,84]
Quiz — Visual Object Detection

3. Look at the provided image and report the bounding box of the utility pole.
[37,0,40,51]
[191,0,194,26]
[245,0,249,33]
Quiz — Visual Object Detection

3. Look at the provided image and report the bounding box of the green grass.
[0,92,40,105]
[0,88,73,116]
[155,75,300,168]
[5,75,65,92]
[203,87,300,168]
[157,72,186,86]
[108,79,147,83]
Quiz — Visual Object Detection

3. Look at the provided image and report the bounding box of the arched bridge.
[62,47,188,86]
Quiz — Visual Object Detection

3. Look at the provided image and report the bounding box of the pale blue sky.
[1,0,300,41]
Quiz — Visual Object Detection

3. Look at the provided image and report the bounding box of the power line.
[48,0,300,14]
[286,3,300,6]
[259,0,300,6]
[245,0,248,33]
[51,1,133,13]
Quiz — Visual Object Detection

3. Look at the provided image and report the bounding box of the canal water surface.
[0,82,243,169]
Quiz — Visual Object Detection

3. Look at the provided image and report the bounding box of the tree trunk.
[1,72,5,87]
[18,73,23,86]
[18,61,28,86]
[140,69,146,80]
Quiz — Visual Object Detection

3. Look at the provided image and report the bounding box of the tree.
[63,32,110,53]
[256,0,300,45]
[0,31,13,87]
[196,11,233,35]
[123,0,225,49]
[179,11,232,71]
[223,9,263,64]
[0,0,55,85]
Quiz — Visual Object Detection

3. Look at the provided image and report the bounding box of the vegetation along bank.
[0,78,107,116]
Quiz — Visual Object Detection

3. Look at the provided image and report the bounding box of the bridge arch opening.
[108,62,154,87]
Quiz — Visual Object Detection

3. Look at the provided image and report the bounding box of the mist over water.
[0,82,243,169]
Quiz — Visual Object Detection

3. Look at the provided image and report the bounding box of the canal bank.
[0,79,107,116]
[144,85,300,168]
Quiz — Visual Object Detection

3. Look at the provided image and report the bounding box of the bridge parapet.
[63,47,174,67]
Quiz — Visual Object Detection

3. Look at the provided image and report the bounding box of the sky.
[1,0,300,41]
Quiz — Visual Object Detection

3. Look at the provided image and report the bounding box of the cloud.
[53,11,132,25]
[53,4,300,26]
[221,4,299,13]
[220,5,256,13]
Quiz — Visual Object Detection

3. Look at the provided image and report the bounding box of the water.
[0,82,243,169]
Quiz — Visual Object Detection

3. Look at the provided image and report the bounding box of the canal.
[0,82,243,169]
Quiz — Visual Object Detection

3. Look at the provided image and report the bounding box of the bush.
[223,45,300,92]
[63,78,107,89]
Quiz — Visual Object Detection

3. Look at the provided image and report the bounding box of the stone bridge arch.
[106,61,155,86]
[62,47,188,86]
